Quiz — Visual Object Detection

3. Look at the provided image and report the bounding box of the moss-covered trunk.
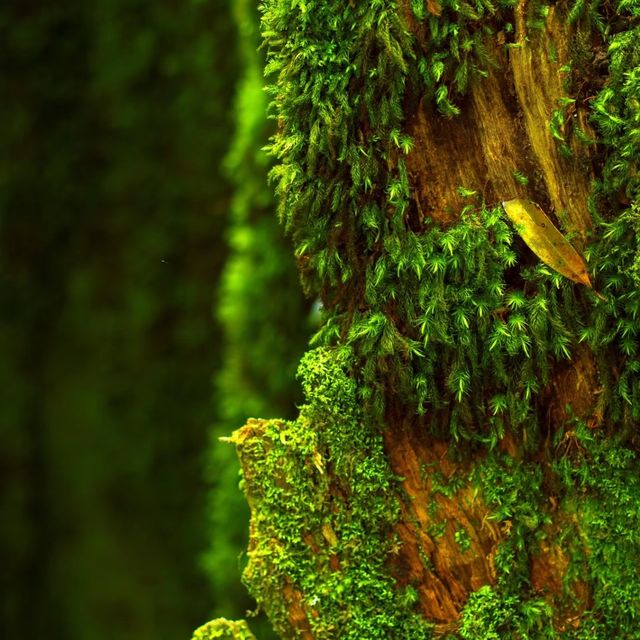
[223,1,640,638]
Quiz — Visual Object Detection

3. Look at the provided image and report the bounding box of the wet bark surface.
[383,419,503,626]
[402,1,596,237]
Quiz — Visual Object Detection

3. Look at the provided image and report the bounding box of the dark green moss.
[410,0,519,115]
[555,425,640,635]
[458,421,640,639]
[583,13,640,425]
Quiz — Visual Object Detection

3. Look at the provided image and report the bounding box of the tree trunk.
[228,1,640,638]
[207,0,310,635]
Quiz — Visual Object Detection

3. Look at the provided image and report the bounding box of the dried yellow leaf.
[502,198,593,289]
[322,522,338,547]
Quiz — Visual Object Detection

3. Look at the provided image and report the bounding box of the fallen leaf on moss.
[502,198,594,289]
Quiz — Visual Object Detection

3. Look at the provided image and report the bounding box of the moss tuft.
[192,619,257,640]
[235,347,431,639]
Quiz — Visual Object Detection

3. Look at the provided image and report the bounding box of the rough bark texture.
[383,423,503,628]
[383,4,604,623]
[403,2,595,237]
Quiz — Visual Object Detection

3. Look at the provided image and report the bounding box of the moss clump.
[316,203,586,437]
[236,347,431,639]
[459,422,640,639]
[192,619,256,640]
[592,20,640,202]
[582,14,640,425]
[453,453,555,639]
[409,0,519,116]
[554,426,640,636]
[458,585,554,640]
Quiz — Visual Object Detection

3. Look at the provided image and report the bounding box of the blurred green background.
[0,1,308,639]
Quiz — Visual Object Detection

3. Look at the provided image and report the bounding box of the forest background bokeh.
[0,1,306,639]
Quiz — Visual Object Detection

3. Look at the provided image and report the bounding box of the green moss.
[456,5,640,637]
[262,0,596,433]
[459,421,640,639]
[411,0,519,115]
[454,527,472,552]
[192,619,256,640]
[459,585,554,640]
[259,0,640,437]
[475,452,549,583]
[583,15,640,425]
[238,347,431,639]
[555,425,640,635]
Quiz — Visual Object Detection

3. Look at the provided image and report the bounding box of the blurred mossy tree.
[0,1,237,639]
[214,1,640,639]
[204,0,310,637]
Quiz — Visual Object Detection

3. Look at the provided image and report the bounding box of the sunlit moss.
[192,619,257,640]
[236,348,431,639]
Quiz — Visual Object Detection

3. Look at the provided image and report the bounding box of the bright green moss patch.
[236,347,431,639]
[458,585,554,640]
[238,389,640,638]
[192,619,257,640]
